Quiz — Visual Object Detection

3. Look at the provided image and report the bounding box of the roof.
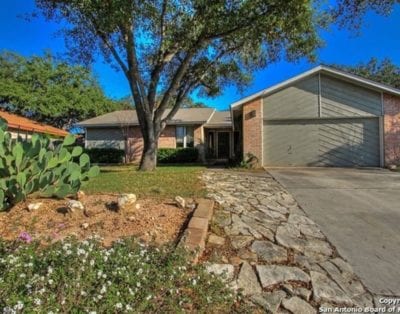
[0,111,69,137]
[231,65,400,110]
[204,110,232,128]
[77,107,216,127]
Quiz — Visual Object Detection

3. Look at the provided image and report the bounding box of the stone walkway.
[202,170,377,313]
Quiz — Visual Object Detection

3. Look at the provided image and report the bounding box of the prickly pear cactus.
[0,118,100,211]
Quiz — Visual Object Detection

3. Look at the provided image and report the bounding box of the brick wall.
[383,94,400,165]
[242,99,262,166]
[127,125,177,162]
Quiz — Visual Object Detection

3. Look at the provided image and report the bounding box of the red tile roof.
[0,111,69,137]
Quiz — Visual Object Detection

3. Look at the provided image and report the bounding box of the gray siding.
[320,75,382,118]
[86,127,124,150]
[263,75,319,119]
[263,118,380,167]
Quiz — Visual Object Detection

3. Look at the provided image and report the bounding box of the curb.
[180,198,214,263]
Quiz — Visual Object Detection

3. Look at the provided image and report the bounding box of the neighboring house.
[77,108,235,162]
[78,65,400,167]
[0,110,69,139]
[231,65,400,167]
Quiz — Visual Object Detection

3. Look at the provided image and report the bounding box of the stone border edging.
[180,198,214,263]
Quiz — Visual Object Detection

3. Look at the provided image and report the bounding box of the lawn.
[85,164,207,199]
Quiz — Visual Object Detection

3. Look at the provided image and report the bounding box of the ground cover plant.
[0,237,236,313]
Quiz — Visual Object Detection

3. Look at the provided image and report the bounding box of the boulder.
[118,193,137,209]
[174,196,186,209]
[27,202,43,211]
[67,200,84,212]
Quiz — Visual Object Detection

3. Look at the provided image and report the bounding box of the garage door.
[263,118,380,167]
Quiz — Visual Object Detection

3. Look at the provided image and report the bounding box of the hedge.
[85,148,125,164]
[157,148,198,163]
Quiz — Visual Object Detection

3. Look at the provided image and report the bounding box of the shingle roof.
[0,111,69,137]
[77,108,216,127]
[204,111,232,127]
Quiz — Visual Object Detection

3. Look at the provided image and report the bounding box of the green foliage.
[0,119,100,211]
[0,51,130,129]
[239,153,259,169]
[157,148,198,164]
[85,147,125,164]
[0,237,235,313]
[331,58,400,89]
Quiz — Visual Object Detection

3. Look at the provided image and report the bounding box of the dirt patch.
[0,194,192,247]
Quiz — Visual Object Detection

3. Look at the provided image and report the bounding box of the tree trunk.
[139,136,158,171]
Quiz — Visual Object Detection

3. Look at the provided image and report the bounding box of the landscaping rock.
[230,235,253,249]
[206,264,234,281]
[175,196,186,209]
[275,224,306,252]
[238,248,258,262]
[288,213,315,225]
[81,222,89,230]
[237,262,262,295]
[256,265,310,288]
[117,193,137,209]
[84,207,104,217]
[67,200,84,212]
[299,223,325,239]
[213,210,231,227]
[128,216,136,222]
[27,202,42,211]
[282,296,316,314]
[76,190,85,200]
[251,290,287,312]
[135,203,141,210]
[310,271,352,305]
[283,284,312,301]
[304,239,333,257]
[319,261,365,297]
[251,240,287,263]
[208,234,225,246]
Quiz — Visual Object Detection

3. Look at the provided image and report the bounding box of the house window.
[176,126,194,148]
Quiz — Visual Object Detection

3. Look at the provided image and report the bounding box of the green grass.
[85,164,207,199]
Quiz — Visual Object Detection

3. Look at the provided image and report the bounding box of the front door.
[217,132,230,159]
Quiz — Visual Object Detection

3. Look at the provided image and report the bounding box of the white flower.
[126,304,133,311]
[192,279,197,286]
[89,259,95,266]
[47,267,53,274]
[100,285,107,294]
[88,312,97,314]
[146,295,152,301]
[81,290,87,296]
[48,279,54,285]
[136,282,141,287]
[34,298,41,306]
[2,306,16,314]
[19,273,26,278]
[14,301,24,310]
[115,303,123,309]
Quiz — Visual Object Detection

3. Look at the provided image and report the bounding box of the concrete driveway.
[268,168,400,296]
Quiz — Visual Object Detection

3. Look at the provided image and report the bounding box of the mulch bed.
[0,194,193,247]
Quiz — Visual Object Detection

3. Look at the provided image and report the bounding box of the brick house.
[77,108,235,163]
[232,65,400,167]
[78,65,400,167]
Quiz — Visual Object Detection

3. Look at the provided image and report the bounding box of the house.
[0,110,69,139]
[78,65,400,167]
[232,65,400,167]
[77,108,236,162]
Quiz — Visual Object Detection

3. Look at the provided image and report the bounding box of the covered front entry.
[205,128,234,160]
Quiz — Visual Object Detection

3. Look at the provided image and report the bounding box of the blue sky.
[1,1,399,110]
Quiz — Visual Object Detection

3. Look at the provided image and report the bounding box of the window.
[176,126,194,148]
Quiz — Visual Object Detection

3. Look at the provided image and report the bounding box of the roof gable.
[231,65,400,110]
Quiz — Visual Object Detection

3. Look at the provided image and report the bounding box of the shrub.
[0,118,100,211]
[85,147,125,164]
[0,237,235,312]
[158,148,198,163]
